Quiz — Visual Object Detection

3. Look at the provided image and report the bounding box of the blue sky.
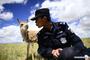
[0,0,44,27]
[0,0,90,43]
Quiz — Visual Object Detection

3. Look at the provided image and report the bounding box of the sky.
[0,0,90,43]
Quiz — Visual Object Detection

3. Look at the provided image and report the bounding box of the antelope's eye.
[20,24,23,27]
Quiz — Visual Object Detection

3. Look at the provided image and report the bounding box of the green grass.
[0,38,90,60]
[0,43,43,60]
[0,43,26,60]
[82,38,90,48]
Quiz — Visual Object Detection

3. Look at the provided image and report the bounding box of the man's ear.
[43,16,49,22]
[43,16,47,20]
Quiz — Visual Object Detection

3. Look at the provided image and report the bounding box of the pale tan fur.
[19,21,37,43]
[17,19,37,60]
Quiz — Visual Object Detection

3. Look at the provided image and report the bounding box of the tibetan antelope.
[17,19,37,60]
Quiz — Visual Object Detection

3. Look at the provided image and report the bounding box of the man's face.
[35,17,47,28]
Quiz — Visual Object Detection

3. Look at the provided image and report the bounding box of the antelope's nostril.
[25,25,28,29]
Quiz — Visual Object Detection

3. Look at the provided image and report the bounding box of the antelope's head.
[20,21,28,31]
[17,19,29,41]
[17,19,28,31]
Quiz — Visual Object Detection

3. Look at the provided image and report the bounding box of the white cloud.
[79,15,90,37]
[69,22,88,38]
[0,0,28,20]
[68,15,90,38]
[41,0,90,22]
[0,12,13,20]
[35,4,40,8]
[23,0,28,5]
[0,0,27,5]
[0,25,23,43]
[0,5,4,12]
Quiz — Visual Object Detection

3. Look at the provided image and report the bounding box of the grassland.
[0,38,90,60]
[0,43,42,60]
[82,38,90,48]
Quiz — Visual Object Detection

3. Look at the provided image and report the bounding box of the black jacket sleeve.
[38,45,52,58]
[37,33,53,58]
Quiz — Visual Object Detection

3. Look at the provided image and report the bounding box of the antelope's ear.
[17,18,20,24]
[26,19,29,23]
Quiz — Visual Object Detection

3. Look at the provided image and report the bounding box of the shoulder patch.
[60,37,67,44]
[59,22,66,25]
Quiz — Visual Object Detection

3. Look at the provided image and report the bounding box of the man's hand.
[51,48,63,58]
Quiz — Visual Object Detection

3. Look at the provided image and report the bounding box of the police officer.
[30,8,86,60]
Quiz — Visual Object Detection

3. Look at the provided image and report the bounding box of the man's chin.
[38,26,42,28]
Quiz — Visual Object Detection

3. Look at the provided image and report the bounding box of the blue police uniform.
[37,22,85,60]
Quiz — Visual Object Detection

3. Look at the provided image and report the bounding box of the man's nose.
[35,20,38,23]
[36,23,38,26]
